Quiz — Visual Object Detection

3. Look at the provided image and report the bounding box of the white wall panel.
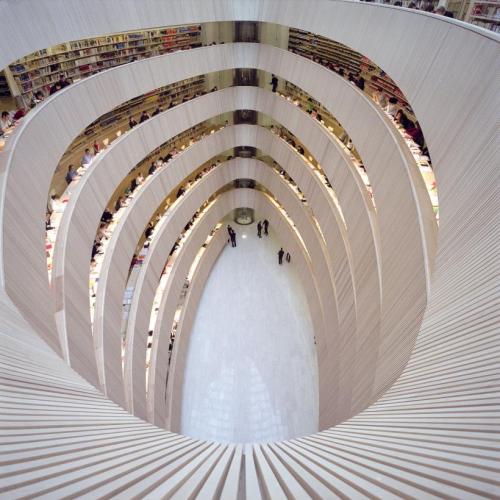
[0,2,498,497]
[124,163,330,425]
[53,84,394,419]
[166,188,325,433]
[49,86,342,400]
[91,126,345,422]
[0,46,434,399]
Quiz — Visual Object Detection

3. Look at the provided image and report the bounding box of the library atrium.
[0,0,498,498]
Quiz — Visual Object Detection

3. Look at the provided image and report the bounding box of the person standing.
[257,221,262,238]
[278,248,284,265]
[263,219,269,235]
[271,74,278,93]
[227,225,236,247]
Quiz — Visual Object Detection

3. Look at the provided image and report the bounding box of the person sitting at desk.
[45,211,54,230]
[81,148,93,166]
[114,196,125,212]
[47,193,58,213]
[0,111,12,133]
[395,109,415,131]
[372,86,388,109]
[355,75,365,91]
[58,74,71,90]
[49,74,70,95]
[91,240,101,259]
[406,121,425,148]
[65,165,78,185]
[152,106,162,117]
[434,5,452,15]
[144,223,154,240]
[46,193,59,228]
[129,116,137,129]
[96,223,109,243]
[101,209,113,223]
[13,108,26,121]
[30,90,45,108]
[49,82,62,95]
[386,97,399,117]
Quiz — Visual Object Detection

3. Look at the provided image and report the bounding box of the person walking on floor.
[263,219,269,235]
[257,221,262,238]
[286,252,291,263]
[227,225,237,247]
[278,247,284,265]
[271,74,278,93]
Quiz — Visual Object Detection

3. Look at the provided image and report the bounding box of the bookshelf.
[288,28,417,119]
[0,71,11,98]
[263,122,357,217]
[280,81,373,200]
[359,57,414,118]
[48,120,224,279]
[7,25,202,105]
[466,0,500,31]
[282,81,361,158]
[286,30,438,217]
[53,75,207,193]
[288,28,362,75]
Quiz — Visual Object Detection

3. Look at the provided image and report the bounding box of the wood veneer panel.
[166,188,324,433]
[0,3,498,496]
[123,163,329,426]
